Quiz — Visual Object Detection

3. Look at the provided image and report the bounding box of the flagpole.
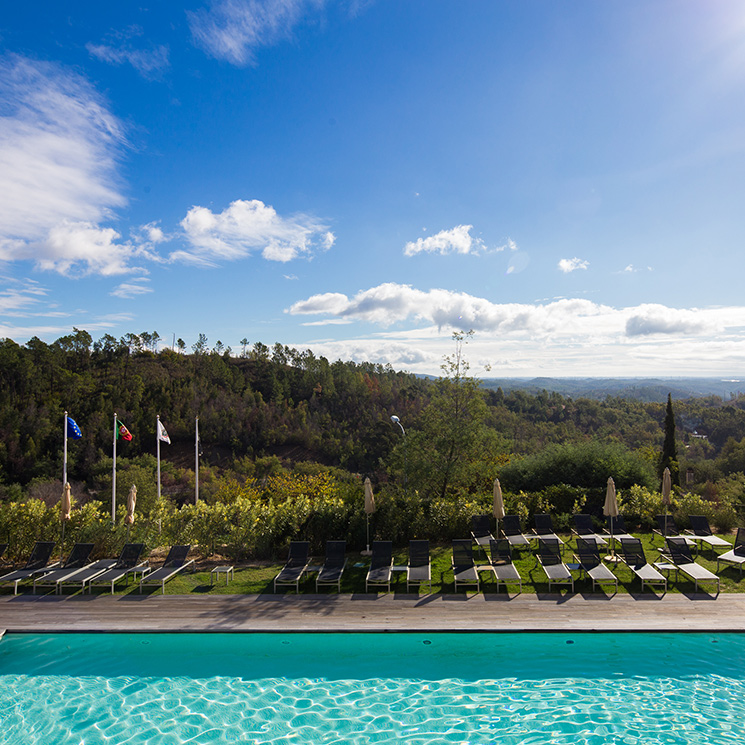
[195,416,199,504]
[157,415,162,501]
[63,411,68,488]
[112,412,117,524]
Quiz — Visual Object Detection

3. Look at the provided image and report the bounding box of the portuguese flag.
[117,420,133,441]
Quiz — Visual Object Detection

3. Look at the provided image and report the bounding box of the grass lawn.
[65,532,744,598]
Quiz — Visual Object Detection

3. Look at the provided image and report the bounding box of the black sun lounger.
[532,514,565,545]
[655,515,695,547]
[501,515,531,548]
[139,545,194,594]
[664,537,720,594]
[604,515,635,546]
[316,540,347,592]
[84,543,147,594]
[572,514,608,548]
[273,541,310,593]
[617,537,667,593]
[686,515,731,551]
[406,539,431,593]
[486,538,522,593]
[451,539,480,594]
[574,537,617,593]
[536,538,574,592]
[470,515,495,547]
[366,541,393,593]
[0,541,57,594]
[717,527,745,577]
[32,543,94,594]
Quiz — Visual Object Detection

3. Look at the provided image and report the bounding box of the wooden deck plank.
[1,592,744,633]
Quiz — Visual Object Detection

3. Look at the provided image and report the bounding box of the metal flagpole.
[112,413,117,524]
[157,415,162,500]
[63,411,68,488]
[195,416,199,504]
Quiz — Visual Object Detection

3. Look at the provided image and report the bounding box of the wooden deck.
[1,591,744,633]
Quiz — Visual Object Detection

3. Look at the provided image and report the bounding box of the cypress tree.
[660,393,678,481]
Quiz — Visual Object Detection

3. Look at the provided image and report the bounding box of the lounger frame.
[316,540,347,592]
[366,541,393,593]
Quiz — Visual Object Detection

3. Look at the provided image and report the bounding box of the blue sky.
[2,1,745,377]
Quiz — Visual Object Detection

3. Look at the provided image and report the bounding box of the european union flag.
[67,416,82,440]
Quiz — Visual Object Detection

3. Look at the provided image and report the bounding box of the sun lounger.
[574,537,617,593]
[655,515,695,547]
[0,541,57,594]
[366,540,393,593]
[139,545,194,594]
[572,514,608,548]
[406,539,431,593]
[664,537,720,594]
[536,538,574,592]
[451,539,480,593]
[272,541,310,593]
[84,544,147,594]
[531,514,565,545]
[604,515,635,546]
[617,537,667,593]
[32,543,94,594]
[470,515,495,547]
[686,515,731,551]
[315,540,347,592]
[501,515,531,548]
[716,528,745,577]
[486,538,522,593]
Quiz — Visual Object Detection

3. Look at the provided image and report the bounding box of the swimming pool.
[0,632,742,743]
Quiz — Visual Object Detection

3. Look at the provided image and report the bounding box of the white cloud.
[0,279,47,316]
[558,257,589,273]
[178,199,334,264]
[404,225,485,256]
[110,277,153,299]
[188,0,324,66]
[0,55,125,242]
[87,42,170,78]
[39,221,150,278]
[0,55,139,276]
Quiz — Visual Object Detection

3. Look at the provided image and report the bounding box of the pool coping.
[1,591,745,633]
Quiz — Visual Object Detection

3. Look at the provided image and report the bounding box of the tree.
[192,334,208,355]
[401,330,489,499]
[661,393,678,482]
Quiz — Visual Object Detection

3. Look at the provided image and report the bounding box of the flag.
[116,420,133,441]
[157,419,171,444]
[66,416,82,439]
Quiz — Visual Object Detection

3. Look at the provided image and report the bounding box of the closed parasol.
[363,477,375,556]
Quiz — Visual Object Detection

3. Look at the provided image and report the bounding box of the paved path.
[1,591,743,633]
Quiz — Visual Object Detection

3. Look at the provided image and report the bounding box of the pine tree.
[660,393,678,481]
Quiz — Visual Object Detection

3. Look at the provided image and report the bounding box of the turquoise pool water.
[0,632,743,744]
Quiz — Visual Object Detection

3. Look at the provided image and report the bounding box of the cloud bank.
[288,282,745,342]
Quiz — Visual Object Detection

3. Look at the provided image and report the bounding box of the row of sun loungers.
[0,542,193,595]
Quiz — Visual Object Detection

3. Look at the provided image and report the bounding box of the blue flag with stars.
[67,416,82,440]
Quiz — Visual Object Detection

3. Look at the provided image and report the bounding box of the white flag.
[157,419,171,444]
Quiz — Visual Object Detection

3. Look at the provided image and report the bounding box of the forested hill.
[481,377,745,402]
[4,330,745,496]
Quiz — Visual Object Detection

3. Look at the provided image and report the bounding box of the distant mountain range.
[478,377,745,402]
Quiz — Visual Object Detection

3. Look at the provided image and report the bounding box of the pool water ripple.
[1,633,744,744]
